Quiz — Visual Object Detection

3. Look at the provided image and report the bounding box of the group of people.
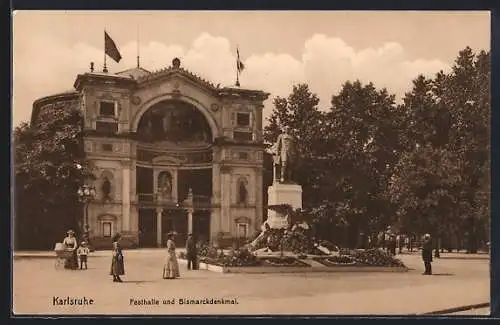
[61,229,90,270]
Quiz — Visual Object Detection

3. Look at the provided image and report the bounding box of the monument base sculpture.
[266,183,303,228]
[249,183,303,249]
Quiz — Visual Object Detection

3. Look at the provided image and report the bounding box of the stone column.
[187,208,194,234]
[172,168,178,204]
[212,163,221,205]
[210,208,220,240]
[211,155,222,240]
[156,208,163,247]
[255,104,263,141]
[220,167,232,233]
[254,166,263,234]
[121,161,131,232]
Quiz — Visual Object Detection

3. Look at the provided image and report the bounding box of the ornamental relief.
[84,140,94,153]
[113,143,123,153]
[98,92,115,101]
[136,149,212,164]
[222,149,231,160]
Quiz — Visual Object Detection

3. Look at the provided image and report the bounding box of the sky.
[12,11,490,128]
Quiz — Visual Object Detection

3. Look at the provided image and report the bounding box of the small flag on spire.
[237,47,245,73]
[105,31,122,63]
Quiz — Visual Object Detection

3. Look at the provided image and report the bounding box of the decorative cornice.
[73,73,136,91]
[213,137,266,148]
[136,64,220,94]
[217,87,270,102]
[220,165,233,174]
[120,160,132,168]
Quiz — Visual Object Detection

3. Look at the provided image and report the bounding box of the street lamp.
[78,184,96,250]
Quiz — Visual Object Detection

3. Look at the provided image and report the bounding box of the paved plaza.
[13,250,489,315]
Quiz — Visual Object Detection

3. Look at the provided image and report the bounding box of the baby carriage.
[54,243,74,270]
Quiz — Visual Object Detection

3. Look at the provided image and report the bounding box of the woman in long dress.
[110,233,125,282]
[163,233,180,279]
[62,229,79,269]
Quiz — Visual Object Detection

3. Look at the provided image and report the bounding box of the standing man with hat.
[186,233,198,270]
[422,233,433,275]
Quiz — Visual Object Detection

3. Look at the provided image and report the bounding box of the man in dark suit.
[422,233,433,275]
[186,233,198,270]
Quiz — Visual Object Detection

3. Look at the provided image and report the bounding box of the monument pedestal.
[266,183,302,229]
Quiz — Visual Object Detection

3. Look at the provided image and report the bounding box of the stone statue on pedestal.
[271,126,297,183]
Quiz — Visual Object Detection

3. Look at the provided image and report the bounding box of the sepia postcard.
[12,10,491,316]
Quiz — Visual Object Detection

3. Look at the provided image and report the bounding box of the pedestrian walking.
[422,233,433,275]
[110,233,125,282]
[163,232,180,279]
[186,233,198,270]
[77,241,89,269]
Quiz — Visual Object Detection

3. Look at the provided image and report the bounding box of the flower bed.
[260,256,311,267]
[199,256,261,267]
[197,247,261,267]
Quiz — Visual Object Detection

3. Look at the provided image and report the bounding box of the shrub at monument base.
[351,248,406,267]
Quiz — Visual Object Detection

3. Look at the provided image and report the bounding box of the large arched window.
[137,100,212,143]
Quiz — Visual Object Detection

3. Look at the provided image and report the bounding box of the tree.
[388,145,463,238]
[14,104,95,249]
[446,48,490,252]
[390,47,490,252]
[325,81,405,246]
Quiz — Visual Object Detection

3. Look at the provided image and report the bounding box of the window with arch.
[236,177,248,205]
[102,222,112,238]
[98,214,117,238]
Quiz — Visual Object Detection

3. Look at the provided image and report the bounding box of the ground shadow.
[430,273,454,276]
[120,280,156,284]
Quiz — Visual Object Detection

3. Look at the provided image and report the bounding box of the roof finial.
[172,58,181,69]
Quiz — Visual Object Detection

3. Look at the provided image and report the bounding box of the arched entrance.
[135,99,214,247]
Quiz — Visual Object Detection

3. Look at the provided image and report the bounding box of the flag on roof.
[105,31,122,63]
[237,47,245,73]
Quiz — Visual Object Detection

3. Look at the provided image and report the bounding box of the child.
[77,241,90,270]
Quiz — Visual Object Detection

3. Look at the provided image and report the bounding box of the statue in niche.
[158,172,172,198]
[101,177,112,201]
[237,180,248,204]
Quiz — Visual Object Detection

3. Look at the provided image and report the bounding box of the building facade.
[31,58,269,248]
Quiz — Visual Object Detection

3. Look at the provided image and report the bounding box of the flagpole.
[103,29,108,73]
[236,45,240,87]
[136,23,140,68]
